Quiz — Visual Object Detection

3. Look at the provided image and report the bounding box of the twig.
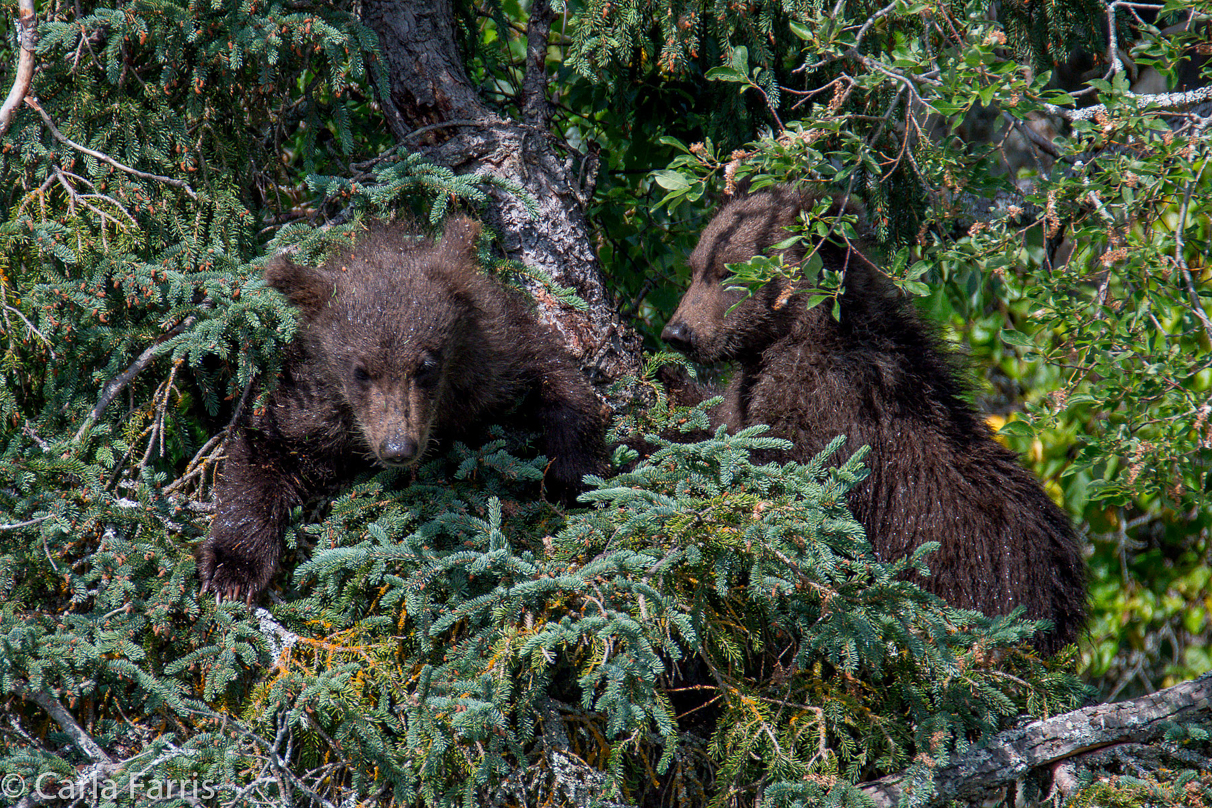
[135,357,185,471]
[853,0,901,49]
[1,288,56,358]
[1172,159,1212,345]
[0,0,37,138]
[163,432,226,495]
[25,96,198,200]
[401,118,492,143]
[51,164,139,233]
[73,311,204,443]
[0,515,51,531]
[999,111,1063,161]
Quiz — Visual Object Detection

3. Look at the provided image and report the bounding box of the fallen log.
[861,671,1212,807]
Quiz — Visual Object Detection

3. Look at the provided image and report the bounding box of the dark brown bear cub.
[662,186,1086,653]
[198,217,607,603]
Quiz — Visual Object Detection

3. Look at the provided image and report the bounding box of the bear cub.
[662,186,1086,653]
[198,217,607,603]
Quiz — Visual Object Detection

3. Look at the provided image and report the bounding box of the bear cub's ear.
[264,255,333,316]
[437,216,482,265]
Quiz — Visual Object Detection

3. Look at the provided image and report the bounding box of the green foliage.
[0,417,1086,806]
[0,0,383,439]
[710,193,869,321]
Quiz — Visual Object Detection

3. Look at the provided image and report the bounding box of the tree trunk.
[360,0,643,395]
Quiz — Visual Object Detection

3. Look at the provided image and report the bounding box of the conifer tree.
[0,1,1209,807]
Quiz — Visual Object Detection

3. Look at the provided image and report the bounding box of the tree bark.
[0,0,38,138]
[360,0,642,395]
[860,672,1212,807]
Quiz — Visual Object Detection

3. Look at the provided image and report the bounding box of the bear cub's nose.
[379,437,419,465]
[661,321,695,352]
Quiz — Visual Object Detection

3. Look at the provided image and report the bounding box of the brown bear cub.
[662,186,1086,653]
[198,217,607,604]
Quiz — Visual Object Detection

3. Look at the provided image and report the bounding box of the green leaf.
[705,65,747,83]
[731,45,749,74]
[658,135,692,153]
[997,419,1037,439]
[803,293,829,310]
[999,329,1036,349]
[653,170,691,191]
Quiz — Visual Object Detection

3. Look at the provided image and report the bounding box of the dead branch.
[860,672,1212,807]
[12,685,113,765]
[0,0,37,138]
[73,311,205,443]
[25,96,198,200]
[1044,84,1212,122]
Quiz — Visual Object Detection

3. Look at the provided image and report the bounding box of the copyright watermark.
[1,772,221,801]
[2,772,25,800]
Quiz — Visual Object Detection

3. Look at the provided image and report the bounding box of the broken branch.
[0,0,37,138]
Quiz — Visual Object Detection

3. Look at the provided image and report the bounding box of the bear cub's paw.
[197,537,276,605]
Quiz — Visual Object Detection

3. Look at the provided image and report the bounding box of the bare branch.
[25,97,198,200]
[1173,158,1212,344]
[162,431,226,495]
[13,685,114,765]
[1043,84,1212,121]
[0,283,56,358]
[1000,111,1063,160]
[861,672,1212,807]
[0,515,50,531]
[0,0,37,138]
[399,117,490,143]
[853,0,900,49]
[74,310,206,443]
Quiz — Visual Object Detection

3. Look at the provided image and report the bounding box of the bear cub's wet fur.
[198,217,607,603]
[662,186,1086,653]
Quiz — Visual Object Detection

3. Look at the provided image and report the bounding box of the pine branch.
[25,97,198,200]
[0,0,36,137]
[860,672,1212,807]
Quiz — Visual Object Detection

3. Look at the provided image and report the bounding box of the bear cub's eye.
[352,366,372,385]
[414,353,441,388]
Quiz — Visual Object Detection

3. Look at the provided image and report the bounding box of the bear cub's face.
[265,220,482,468]
[662,188,806,364]
[337,342,447,467]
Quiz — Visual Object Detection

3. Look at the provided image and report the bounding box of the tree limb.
[1000,111,1063,161]
[0,0,36,138]
[25,97,197,199]
[13,685,113,765]
[74,310,205,443]
[1043,85,1212,121]
[860,672,1212,807]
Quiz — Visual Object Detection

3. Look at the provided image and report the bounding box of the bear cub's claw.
[196,539,269,606]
